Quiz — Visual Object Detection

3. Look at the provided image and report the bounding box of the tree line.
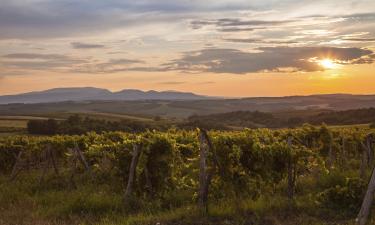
[27,115,167,135]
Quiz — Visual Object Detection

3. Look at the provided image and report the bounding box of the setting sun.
[319,58,337,69]
[1,1,375,224]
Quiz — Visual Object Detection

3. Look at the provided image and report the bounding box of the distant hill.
[0,87,212,104]
[0,91,375,118]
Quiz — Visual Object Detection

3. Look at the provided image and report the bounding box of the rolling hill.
[0,87,212,104]
[0,91,374,119]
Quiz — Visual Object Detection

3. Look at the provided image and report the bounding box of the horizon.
[0,0,375,97]
[1,86,375,99]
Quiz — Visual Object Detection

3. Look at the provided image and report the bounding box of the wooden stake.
[287,136,294,199]
[198,129,210,213]
[124,144,142,201]
[39,148,51,185]
[9,150,23,181]
[49,145,59,175]
[327,138,334,170]
[74,144,90,172]
[357,166,375,225]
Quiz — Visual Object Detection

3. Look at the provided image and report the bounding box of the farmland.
[1,125,375,224]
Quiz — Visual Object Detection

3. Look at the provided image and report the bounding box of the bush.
[316,178,366,212]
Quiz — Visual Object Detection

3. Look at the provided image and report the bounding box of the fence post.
[287,136,294,199]
[198,129,210,213]
[124,144,141,201]
[357,166,375,225]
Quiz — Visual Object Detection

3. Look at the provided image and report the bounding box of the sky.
[0,0,374,97]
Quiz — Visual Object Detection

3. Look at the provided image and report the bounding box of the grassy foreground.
[0,171,373,225]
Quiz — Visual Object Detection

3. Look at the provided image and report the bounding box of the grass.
[0,170,371,225]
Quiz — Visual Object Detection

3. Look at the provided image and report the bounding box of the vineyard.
[1,125,375,225]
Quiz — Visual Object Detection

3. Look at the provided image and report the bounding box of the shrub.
[316,177,366,212]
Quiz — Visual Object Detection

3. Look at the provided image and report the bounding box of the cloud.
[342,38,375,42]
[190,18,294,32]
[72,58,145,73]
[0,53,149,73]
[71,42,105,49]
[163,47,374,74]
[224,38,298,44]
[0,0,271,39]
[3,53,70,60]
[1,53,87,70]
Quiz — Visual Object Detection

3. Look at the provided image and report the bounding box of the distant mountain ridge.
[0,87,212,104]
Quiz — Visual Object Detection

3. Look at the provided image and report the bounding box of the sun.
[319,58,336,69]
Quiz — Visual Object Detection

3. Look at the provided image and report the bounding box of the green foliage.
[316,178,366,212]
[0,125,374,224]
[181,108,375,130]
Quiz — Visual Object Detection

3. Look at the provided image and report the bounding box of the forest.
[1,124,375,224]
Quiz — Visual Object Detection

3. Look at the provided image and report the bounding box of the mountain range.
[0,88,374,118]
[0,87,212,104]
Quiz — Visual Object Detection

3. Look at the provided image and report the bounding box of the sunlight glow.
[319,58,337,69]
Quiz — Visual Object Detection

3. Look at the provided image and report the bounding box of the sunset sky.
[0,0,374,97]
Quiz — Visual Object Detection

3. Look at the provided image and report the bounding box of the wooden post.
[366,135,373,167]
[124,144,141,201]
[39,148,51,185]
[360,150,368,179]
[144,166,153,194]
[341,136,347,169]
[68,147,78,188]
[74,144,90,173]
[198,129,210,213]
[357,166,375,225]
[327,138,334,171]
[287,136,294,199]
[9,150,23,181]
[49,145,59,175]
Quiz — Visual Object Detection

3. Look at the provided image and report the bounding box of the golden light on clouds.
[319,59,337,69]
[0,0,374,97]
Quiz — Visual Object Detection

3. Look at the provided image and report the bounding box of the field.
[1,125,375,225]
[0,117,31,135]
[0,113,161,137]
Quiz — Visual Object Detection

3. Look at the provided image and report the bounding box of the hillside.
[0,87,211,104]
[0,93,375,118]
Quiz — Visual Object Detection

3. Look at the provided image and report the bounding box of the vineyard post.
[124,144,142,201]
[327,137,334,171]
[68,147,78,188]
[39,146,52,185]
[341,136,347,169]
[38,144,60,185]
[198,128,210,214]
[67,144,91,187]
[360,152,367,179]
[74,144,90,173]
[287,136,294,199]
[366,135,374,167]
[9,150,23,181]
[48,144,59,175]
[357,166,375,225]
[144,166,152,193]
